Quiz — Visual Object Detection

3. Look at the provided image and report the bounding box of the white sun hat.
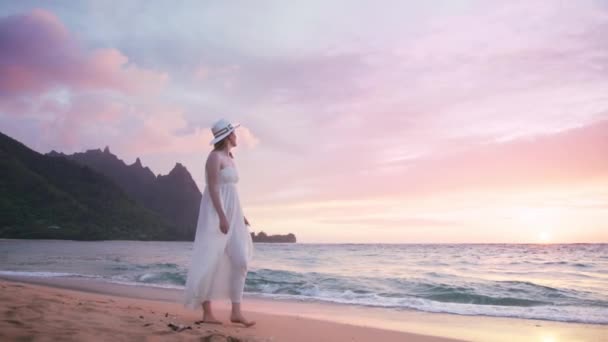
[209,119,240,145]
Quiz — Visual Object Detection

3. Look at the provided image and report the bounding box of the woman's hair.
[213,135,234,158]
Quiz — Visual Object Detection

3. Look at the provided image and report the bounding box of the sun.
[512,207,560,243]
[538,231,551,243]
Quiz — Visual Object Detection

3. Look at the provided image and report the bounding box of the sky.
[1,0,607,243]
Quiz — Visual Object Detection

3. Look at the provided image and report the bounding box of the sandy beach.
[0,279,462,342]
[1,277,606,342]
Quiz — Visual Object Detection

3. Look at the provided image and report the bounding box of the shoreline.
[0,277,461,342]
[1,275,606,341]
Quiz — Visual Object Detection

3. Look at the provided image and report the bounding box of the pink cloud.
[246,119,608,204]
[127,108,210,155]
[0,9,167,96]
[295,0,608,149]
[231,0,608,206]
[124,106,259,157]
[38,95,128,149]
[400,119,608,194]
[237,126,259,148]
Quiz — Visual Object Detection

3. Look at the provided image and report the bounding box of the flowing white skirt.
[183,183,253,308]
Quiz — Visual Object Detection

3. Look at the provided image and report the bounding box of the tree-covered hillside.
[0,131,177,240]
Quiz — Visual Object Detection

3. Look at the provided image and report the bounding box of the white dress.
[183,166,254,308]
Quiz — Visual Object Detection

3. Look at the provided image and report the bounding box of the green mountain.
[0,131,177,240]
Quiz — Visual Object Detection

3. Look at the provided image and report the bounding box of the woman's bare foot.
[230,314,256,327]
[201,314,223,325]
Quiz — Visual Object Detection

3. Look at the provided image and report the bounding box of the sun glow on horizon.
[246,188,608,243]
[510,207,562,242]
[538,231,552,244]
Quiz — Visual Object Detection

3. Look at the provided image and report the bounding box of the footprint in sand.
[4,319,25,326]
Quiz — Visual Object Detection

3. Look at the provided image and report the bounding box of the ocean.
[1,240,606,325]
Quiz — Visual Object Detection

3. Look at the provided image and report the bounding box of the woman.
[183,119,255,327]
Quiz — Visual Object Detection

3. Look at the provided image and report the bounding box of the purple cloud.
[0,9,167,96]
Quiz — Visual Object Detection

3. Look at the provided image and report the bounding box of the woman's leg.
[227,237,255,327]
[229,255,248,303]
[201,301,222,324]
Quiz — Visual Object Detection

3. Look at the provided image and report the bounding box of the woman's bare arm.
[206,152,228,233]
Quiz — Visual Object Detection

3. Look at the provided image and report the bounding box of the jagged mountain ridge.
[48,148,202,240]
[0,131,177,240]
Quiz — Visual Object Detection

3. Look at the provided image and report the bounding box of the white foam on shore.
[107,275,184,290]
[0,270,184,290]
[2,269,607,325]
[0,270,98,278]
[248,292,608,325]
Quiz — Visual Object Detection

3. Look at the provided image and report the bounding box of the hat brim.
[209,123,240,145]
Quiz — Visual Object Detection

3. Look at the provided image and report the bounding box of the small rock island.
[250,232,296,243]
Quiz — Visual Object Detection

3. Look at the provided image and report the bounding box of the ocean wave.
[0,270,100,279]
[104,277,184,290]
[135,271,185,285]
[108,263,180,271]
[242,268,608,324]
[248,290,608,324]
[423,293,549,306]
